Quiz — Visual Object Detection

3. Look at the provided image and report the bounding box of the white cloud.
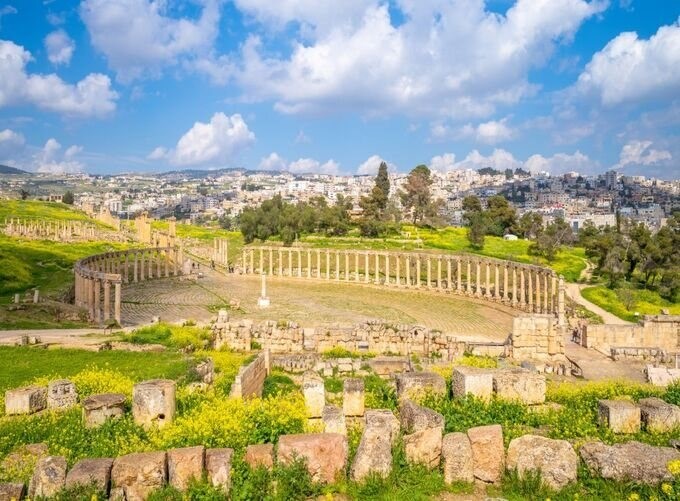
[524,151,594,174]
[356,154,394,175]
[149,112,255,166]
[456,118,516,144]
[0,40,117,117]
[288,157,339,175]
[232,0,606,118]
[45,29,75,65]
[575,20,680,105]
[453,149,522,172]
[429,153,456,172]
[295,130,311,144]
[615,140,672,169]
[80,0,221,82]
[34,138,84,174]
[0,5,17,28]
[0,128,25,158]
[258,152,287,171]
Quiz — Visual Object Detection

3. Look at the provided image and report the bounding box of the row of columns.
[240,247,563,315]
[213,238,229,266]
[4,218,98,240]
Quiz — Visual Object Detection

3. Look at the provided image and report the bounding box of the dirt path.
[564,331,645,381]
[565,282,632,325]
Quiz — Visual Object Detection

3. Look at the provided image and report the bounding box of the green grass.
[0,200,94,224]
[0,302,89,330]
[123,322,212,350]
[581,285,680,322]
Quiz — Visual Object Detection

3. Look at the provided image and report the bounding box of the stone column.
[416,256,421,286]
[437,257,442,289]
[519,268,525,305]
[148,252,153,279]
[278,249,283,276]
[326,251,331,280]
[485,261,491,298]
[114,282,121,325]
[164,250,169,277]
[124,254,129,283]
[316,250,321,278]
[259,249,264,274]
[494,264,500,299]
[156,251,162,278]
[543,273,549,313]
[93,280,101,323]
[406,255,411,286]
[364,252,370,283]
[551,275,557,314]
[374,253,380,284]
[512,267,517,305]
[503,266,508,301]
[242,250,247,273]
[385,254,390,285]
[475,260,481,297]
[447,259,452,290]
[396,254,401,287]
[457,259,462,292]
[345,252,350,281]
[288,249,292,277]
[103,281,111,321]
[307,251,312,278]
[466,259,472,294]
[297,249,302,277]
[88,278,95,320]
[528,271,534,311]
[139,253,145,281]
[426,257,432,288]
[557,276,565,326]
[250,250,255,275]
[355,252,360,282]
[335,252,340,281]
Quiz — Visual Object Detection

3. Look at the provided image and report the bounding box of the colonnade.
[74,246,183,325]
[240,247,565,318]
[213,238,229,265]
[4,218,100,241]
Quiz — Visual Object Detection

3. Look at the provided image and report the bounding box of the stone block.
[506,435,577,490]
[365,409,400,446]
[132,379,176,428]
[639,397,680,433]
[395,372,446,400]
[598,400,640,434]
[302,371,325,418]
[4,386,47,415]
[645,366,680,387]
[205,448,233,493]
[244,444,274,470]
[452,367,493,401]
[28,456,66,499]
[351,424,392,482]
[367,357,409,376]
[195,358,215,384]
[65,458,114,494]
[0,483,25,501]
[399,400,444,468]
[442,432,474,484]
[47,379,77,410]
[111,451,167,501]
[277,433,348,484]
[399,399,444,433]
[322,405,346,435]
[82,393,126,428]
[168,446,204,491]
[467,424,504,483]
[343,378,365,417]
[492,369,546,405]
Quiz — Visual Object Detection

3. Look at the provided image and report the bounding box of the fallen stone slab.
[506,435,577,490]
[322,405,346,435]
[395,372,446,400]
[467,424,504,483]
[442,432,474,484]
[244,444,274,470]
[598,399,640,434]
[365,409,400,446]
[0,482,25,501]
[580,441,680,484]
[639,397,680,433]
[452,367,493,401]
[5,386,47,416]
[492,369,546,405]
[28,456,66,499]
[399,400,444,468]
[111,451,167,501]
[168,446,205,491]
[205,448,233,493]
[82,393,126,428]
[350,421,392,482]
[277,433,348,484]
[132,379,176,429]
[65,458,114,495]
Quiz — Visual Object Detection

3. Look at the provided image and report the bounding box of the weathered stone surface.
[0,483,25,501]
[646,365,680,387]
[168,446,204,491]
[47,379,77,410]
[1,443,48,477]
[367,357,409,376]
[442,432,474,484]
[4,386,47,415]
[399,400,444,468]
[639,397,680,433]
[506,435,577,490]
[65,458,113,494]
[365,410,400,446]
[244,444,274,470]
[111,451,167,501]
[28,456,66,499]
[205,448,233,492]
[323,405,346,435]
[343,378,365,417]
[467,424,504,483]
[492,369,546,405]
[598,399,640,434]
[580,441,680,484]
[277,433,348,484]
[351,422,392,482]
[302,372,325,418]
[452,367,493,401]
[195,358,215,384]
[395,372,446,400]
[399,400,444,433]
[82,393,126,428]
[132,379,176,429]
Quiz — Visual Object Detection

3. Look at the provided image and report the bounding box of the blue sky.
[0,0,678,178]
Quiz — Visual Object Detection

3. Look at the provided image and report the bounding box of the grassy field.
[0,200,98,225]
[581,286,680,322]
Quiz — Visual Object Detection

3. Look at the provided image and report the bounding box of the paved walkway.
[564,331,645,381]
[0,328,122,349]
[565,282,632,325]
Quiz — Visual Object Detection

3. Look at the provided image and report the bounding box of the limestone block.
[580,441,680,484]
[28,456,66,499]
[0,483,25,501]
[399,400,444,468]
[646,365,680,387]
[111,451,167,501]
[452,367,493,401]
[343,378,365,417]
[639,397,680,433]
[195,358,215,384]
[350,424,392,482]
[395,372,446,400]
[598,400,640,434]
[82,393,126,428]
[47,379,77,410]
[205,448,233,493]
[492,369,546,405]
[467,424,504,483]
[367,357,409,376]
[65,458,114,494]
[244,444,274,470]
[322,405,346,435]
[399,399,444,433]
[302,371,325,418]
[365,409,400,446]
[168,446,204,491]
[4,386,47,415]
[277,433,348,484]
[442,432,474,484]
[506,435,577,490]
[132,379,176,428]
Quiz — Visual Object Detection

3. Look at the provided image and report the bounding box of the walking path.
[564,282,632,325]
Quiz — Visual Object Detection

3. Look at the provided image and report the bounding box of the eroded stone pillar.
[335,252,340,281]
[364,252,370,283]
[326,251,331,280]
[396,254,401,287]
[406,255,411,286]
[466,260,472,294]
[345,252,350,281]
[355,252,359,282]
[103,281,111,321]
[494,264,500,299]
[528,271,534,311]
[475,260,481,297]
[503,266,508,301]
[374,253,380,284]
[485,261,491,298]
[416,256,421,286]
[519,269,525,305]
[114,282,121,325]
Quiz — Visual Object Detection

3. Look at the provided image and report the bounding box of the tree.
[462,195,482,215]
[62,191,75,205]
[400,165,434,224]
[485,195,517,236]
[518,212,543,239]
[466,212,486,249]
[19,189,29,200]
[375,161,390,207]
[359,161,392,235]
[529,217,574,262]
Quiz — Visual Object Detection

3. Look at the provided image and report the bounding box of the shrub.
[364,374,397,410]
[324,377,343,394]
[124,323,211,350]
[263,371,299,398]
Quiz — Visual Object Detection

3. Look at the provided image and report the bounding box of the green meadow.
[581,286,680,322]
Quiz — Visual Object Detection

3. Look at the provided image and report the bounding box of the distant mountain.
[0,164,27,175]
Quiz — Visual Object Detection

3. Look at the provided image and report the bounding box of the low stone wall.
[230,352,270,398]
[510,314,566,362]
[583,315,680,356]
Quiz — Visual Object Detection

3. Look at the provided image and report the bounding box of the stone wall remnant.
[111,451,167,501]
[343,378,365,417]
[277,433,348,484]
[132,379,176,429]
[82,393,126,428]
[5,386,47,416]
[302,371,325,418]
[598,400,640,434]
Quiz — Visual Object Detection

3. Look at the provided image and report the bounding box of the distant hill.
[0,164,27,175]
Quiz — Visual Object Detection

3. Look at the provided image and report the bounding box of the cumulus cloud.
[575,20,680,105]
[615,140,672,169]
[288,158,339,175]
[0,128,25,158]
[356,154,394,175]
[45,29,75,65]
[230,0,605,118]
[429,153,456,172]
[258,152,287,171]
[80,0,221,82]
[34,138,84,174]
[149,112,255,166]
[453,149,522,172]
[0,40,117,117]
[457,118,515,144]
[524,151,594,174]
